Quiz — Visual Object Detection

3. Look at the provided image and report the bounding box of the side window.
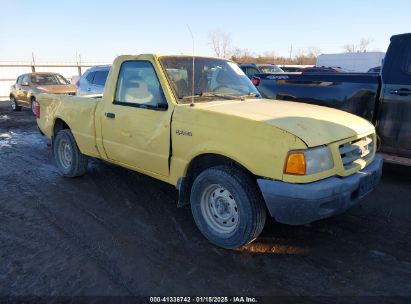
[244,67,259,78]
[17,76,23,85]
[92,70,109,86]
[384,36,411,84]
[21,75,29,85]
[86,72,95,83]
[115,61,167,108]
[402,40,411,75]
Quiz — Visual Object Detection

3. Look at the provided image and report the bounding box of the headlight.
[284,146,334,175]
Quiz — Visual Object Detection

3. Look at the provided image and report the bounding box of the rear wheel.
[53,129,88,177]
[30,97,37,114]
[190,166,266,249]
[10,96,22,111]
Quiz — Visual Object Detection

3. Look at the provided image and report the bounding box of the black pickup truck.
[253,33,411,165]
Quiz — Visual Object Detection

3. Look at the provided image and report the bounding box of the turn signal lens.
[284,152,306,175]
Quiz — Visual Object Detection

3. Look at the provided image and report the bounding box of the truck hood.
[198,99,374,147]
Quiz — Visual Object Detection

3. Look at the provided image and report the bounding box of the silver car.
[76,65,110,96]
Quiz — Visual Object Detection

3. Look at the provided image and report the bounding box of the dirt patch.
[0,100,410,298]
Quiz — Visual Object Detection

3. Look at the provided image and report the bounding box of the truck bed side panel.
[257,73,380,121]
[37,94,101,157]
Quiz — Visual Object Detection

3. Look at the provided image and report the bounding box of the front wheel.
[190,166,266,249]
[10,96,22,111]
[53,129,88,177]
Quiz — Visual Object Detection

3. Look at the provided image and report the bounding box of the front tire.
[190,166,266,249]
[53,129,88,177]
[10,96,22,111]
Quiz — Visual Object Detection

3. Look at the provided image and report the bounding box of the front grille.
[339,135,374,170]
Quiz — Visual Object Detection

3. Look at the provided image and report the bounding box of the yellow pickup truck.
[36,54,383,249]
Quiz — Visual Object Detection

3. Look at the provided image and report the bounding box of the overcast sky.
[0,0,408,62]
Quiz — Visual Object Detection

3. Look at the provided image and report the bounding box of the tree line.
[209,29,374,65]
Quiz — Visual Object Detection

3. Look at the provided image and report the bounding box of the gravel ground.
[0,100,410,301]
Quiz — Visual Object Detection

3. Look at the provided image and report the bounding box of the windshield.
[31,74,70,85]
[159,56,260,103]
[259,65,284,73]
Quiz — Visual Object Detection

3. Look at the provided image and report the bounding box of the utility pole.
[76,52,82,76]
[78,54,82,75]
[31,52,36,72]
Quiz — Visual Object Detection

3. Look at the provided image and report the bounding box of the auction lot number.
[150,296,258,303]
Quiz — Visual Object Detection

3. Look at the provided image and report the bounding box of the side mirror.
[21,81,29,86]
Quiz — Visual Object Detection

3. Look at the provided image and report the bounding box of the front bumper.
[257,154,383,225]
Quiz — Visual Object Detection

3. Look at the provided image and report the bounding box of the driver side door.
[100,60,172,177]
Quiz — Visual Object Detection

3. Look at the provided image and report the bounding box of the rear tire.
[10,96,22,111]
[30,97,37,115]
[190,166,266,249]
[53,129,88,177]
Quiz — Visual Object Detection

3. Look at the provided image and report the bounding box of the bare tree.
[343,44,356,53]
[230,48,255,62]
[230,46,319,65]
[343,37,373,53]
[359,38,373,52]
[307,46,321,58]
[262,51,276,63]
[209,29,232,58]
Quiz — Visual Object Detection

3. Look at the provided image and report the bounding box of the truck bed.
[37,94,101,157]
[256,73,381,121]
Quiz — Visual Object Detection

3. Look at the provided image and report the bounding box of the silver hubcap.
[200,184,239,234]
[11,98,16,110]
[58,140,72,169]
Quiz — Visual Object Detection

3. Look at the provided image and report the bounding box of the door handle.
[105,112,115,119]
[390,88,411,96]
[87,88,91,91]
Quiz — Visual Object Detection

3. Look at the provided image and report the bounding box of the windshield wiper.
[182,92,244,101]
[181,91,260,101]
[201,92,246,100]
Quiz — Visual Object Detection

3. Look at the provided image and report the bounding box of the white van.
[316,52,385,72]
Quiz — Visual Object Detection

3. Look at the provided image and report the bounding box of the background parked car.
[256,64,284,73]
[279,66,300,72]
[9,72,75,113]
[238,63,283,79]
[316,52,385,72]
[76,65,111,96]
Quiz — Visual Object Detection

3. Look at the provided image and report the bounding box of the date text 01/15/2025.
[149,296,258,303]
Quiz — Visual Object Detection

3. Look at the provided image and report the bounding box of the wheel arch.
[53,117,71,140]
[176,153,256,208]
